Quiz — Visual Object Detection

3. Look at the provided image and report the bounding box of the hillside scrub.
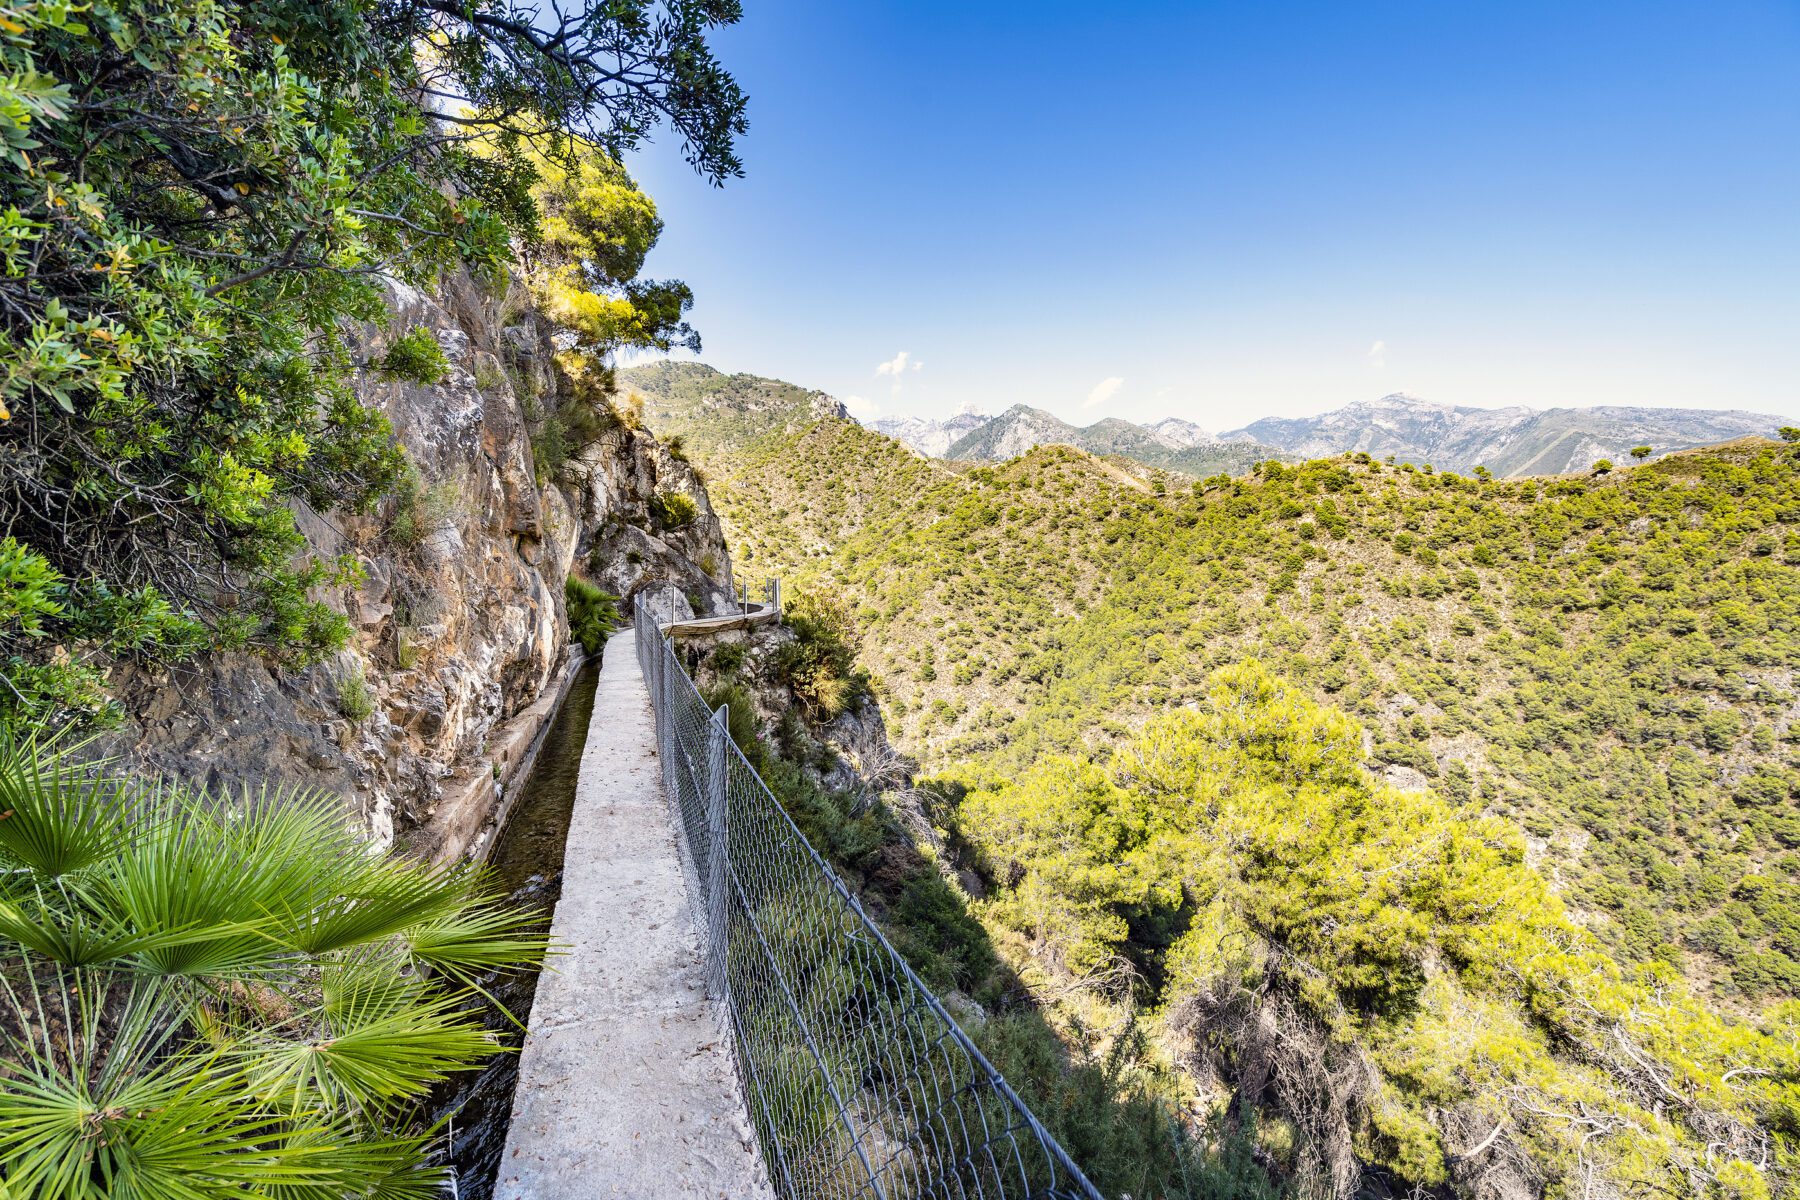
[676,409,1800,1012]
[957,662,1799,1200]
[627,369,1800,1198]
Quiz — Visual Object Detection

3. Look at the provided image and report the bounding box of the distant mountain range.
[1226,394,1789,476]
[878,393,1791,477]
[623,363,1791,480]
[912,406,1277,478]
[867,411,990,458]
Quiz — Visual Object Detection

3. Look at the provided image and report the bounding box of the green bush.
[701,680,762,761]
[650,489,700,529]
[775,591,870,720]
[337,666,375,722]
[565,576,622,655]
[387,468,463,548]
[376,327,451,385]
[1,537,204,730]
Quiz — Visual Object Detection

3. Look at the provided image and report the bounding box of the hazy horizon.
[627,353,1800,434]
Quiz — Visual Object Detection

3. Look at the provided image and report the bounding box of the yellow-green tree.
[961,662,1798,1199]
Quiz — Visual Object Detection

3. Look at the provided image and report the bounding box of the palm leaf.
[0,891,259,970]
[0,967,340,1200]
[0,734,129,879]
[93,800,291,979]
[234,980,495,1117]
[403,900,553,983]
[270,856,468,958]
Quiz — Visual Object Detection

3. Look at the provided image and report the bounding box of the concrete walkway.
[495,631,773,1199]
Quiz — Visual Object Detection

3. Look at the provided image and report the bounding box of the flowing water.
[430,658,600,1199]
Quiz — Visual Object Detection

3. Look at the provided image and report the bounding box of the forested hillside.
[627,363,1800,1006]
[630,357,1800,1199]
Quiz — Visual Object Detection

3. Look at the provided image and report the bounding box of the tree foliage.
[0,0,744,726]
[960,663,1800,1200]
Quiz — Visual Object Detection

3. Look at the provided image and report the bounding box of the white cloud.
[875,351,922,377]
[876,350,922,395]
[1367,340,1387,369]
[1083,376,1124,409]
[842,394,878,416]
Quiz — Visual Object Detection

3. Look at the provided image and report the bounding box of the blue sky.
[624,0,1800,431]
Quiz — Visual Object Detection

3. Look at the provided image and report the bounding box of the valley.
[628,358,1800,1200]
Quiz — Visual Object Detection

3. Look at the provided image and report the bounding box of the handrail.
[634,598,1103,1200]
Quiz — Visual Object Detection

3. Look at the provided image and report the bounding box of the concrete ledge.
[495,631,772,1199]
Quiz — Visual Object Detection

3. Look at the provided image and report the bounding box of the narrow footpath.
[495,630,772,1199]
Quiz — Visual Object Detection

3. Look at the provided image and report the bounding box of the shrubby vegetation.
[773,591,870,720]
[565,575,621,655]
[958,662,1798,1200]
[696,422,1800,1010]
[635,373,1800,1197]
[648,487,700,529]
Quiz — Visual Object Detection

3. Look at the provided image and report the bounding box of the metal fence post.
[658,619,673,794]
[704,704,731,1001]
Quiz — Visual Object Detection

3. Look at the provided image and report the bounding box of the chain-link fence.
[634,600,1104,1200]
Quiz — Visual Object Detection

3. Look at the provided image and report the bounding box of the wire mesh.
[635,598,1104,1200]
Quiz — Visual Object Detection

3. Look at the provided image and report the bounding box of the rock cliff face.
[108,272,730,861]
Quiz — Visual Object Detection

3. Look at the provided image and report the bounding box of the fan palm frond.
[0,735,129,879]
[0,890,255,970]
[95,802,291,980]
[0,739,546,1199]
[0,966,339,1200]
[271,855,468,959]
[235,980,494,1117]
[403,900,555,987]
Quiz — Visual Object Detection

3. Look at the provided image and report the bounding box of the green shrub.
[565,576,622,654]
[1371,740,1437,777]
[473,358,505,391]
[650,489,700,529]
[775,591,870,720]
[337,666,375,722]
[387,468,462,547]
[377,327,451,384]
[701,680,762,761]
[709,641,749,676]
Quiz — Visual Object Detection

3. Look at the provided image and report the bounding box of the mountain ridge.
[1225,393,1790,476]
[918,392,1792,478]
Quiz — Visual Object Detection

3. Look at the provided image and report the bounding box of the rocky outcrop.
[109,272,729,862]
[569,430,735,621]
